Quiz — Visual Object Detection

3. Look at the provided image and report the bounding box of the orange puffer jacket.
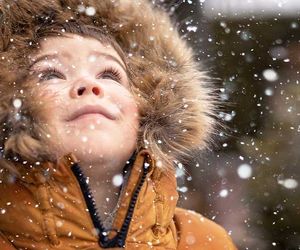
[0,150,236,250]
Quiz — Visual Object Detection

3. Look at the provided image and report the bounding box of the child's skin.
[29,34,139,218]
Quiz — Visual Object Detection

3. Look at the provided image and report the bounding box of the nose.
[71,80,102,98]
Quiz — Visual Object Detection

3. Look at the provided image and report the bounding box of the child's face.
[29,34,139,167]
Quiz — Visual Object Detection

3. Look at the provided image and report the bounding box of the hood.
[0,0,216,170]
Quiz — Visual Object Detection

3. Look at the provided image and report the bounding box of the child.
[0,0,236,249]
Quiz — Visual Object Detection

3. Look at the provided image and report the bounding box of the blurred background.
[158,0,300,249]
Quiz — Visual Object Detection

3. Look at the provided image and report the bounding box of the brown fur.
[0,0,217,171]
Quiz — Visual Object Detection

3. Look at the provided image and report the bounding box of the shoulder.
[174,207,237,250]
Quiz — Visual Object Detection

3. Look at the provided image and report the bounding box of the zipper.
[70,153,150,248]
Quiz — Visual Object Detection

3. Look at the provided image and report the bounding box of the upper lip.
[67,104,116,121]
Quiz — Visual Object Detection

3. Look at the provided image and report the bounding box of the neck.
[77,155,134,222]
[90,177,120,222]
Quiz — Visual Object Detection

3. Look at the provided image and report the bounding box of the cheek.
[110,85,137,111]
[36,85,65,106]
[124,98,138,115]
[127,102,139,130]
[39,85,67,105]
[113,89,139,128]
[32,86,66,122]
[120,98,139,129]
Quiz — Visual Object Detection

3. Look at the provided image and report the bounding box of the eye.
[98,67,122,82]
[38,67,65,81]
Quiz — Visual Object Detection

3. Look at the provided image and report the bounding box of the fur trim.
[0,0,217,170]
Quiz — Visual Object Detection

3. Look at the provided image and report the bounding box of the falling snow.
[264,87,274,96]
[237,164,253,179]
[278,178,298,189]
[12,99,22,109]
[262,69,279,82]
[186,26,198,32]
[219,189,229,198]
[112,174,123,187]
[77,5,96,16]
[85,6,96,16]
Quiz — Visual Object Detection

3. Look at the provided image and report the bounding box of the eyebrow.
[92,51,127,72]
[29,51,127,72]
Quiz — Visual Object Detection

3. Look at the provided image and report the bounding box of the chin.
[68,141,134,156]
[51,129,137,160]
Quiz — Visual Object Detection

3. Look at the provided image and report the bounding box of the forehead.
[31,34,123,64]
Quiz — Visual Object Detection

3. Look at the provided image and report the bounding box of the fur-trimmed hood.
[0,0,216,170]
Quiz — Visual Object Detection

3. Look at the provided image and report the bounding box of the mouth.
[67,105,116,122]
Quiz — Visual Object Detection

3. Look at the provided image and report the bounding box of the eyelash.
[37,66,122,82]
[37,67,64,81]
[99,67,122,82]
